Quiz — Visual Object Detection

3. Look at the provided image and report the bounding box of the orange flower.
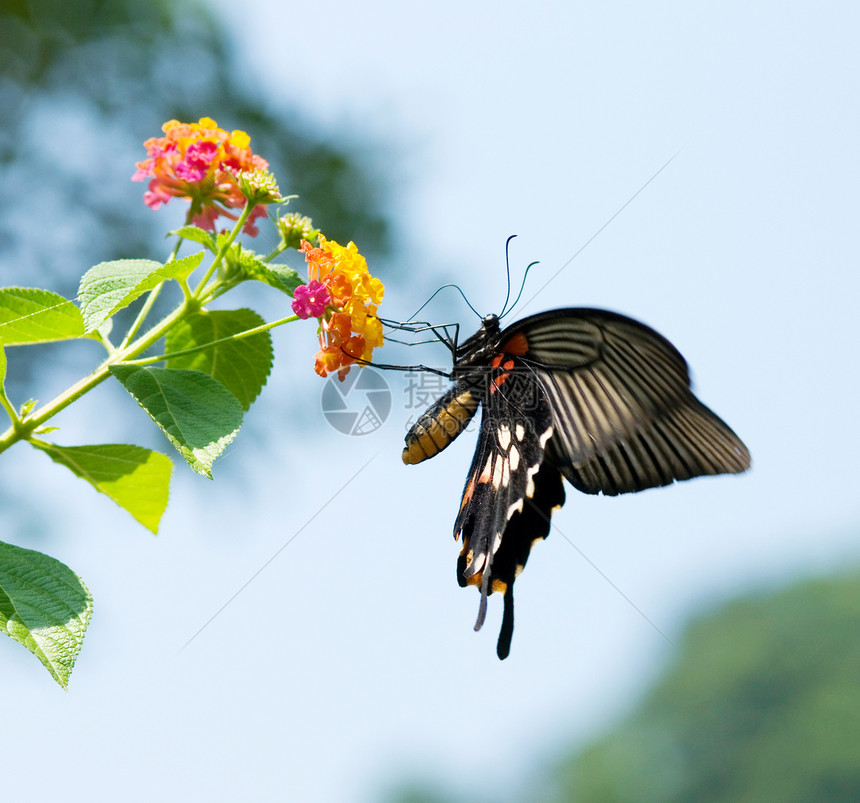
[132,117,269,235]
[298,237,385,379]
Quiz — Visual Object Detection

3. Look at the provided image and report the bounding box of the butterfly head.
[481,313,500,332]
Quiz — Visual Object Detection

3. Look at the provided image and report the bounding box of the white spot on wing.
[509,445,520,471]
[469,552,486,574]
[525,463,541,497]
[515,423,526,441]
[493,454,505,489]
[507,499,524,519]
[539,426,554,450]
[498,424,511,450]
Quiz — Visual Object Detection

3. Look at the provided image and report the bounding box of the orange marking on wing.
[491,578,508,594]
[490,368,512,394]
[464,570,483,588]
[502,332,528,355]
[460,477,476,510]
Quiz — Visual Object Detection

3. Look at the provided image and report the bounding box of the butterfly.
[400,307,750,659]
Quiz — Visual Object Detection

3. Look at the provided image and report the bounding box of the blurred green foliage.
[0,0,390,292]
[385,567,860,803]
[552,569,860,802]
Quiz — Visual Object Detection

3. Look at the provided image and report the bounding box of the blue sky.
[3,1,859,801]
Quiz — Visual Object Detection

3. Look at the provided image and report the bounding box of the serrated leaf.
[0,541,92,690]
[78,254,204,333]
[244,262,303,295]
[161,251,205,281]
[165,309,273,410]
[110,365,243,477]
[0,287,86,344]
[169,226,217,251]
[32,442,172,534]
[237,249,265,271]
[78,259,161,332]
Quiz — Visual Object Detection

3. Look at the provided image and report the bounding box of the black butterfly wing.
[452,357,565,659]
[501,309,751,495]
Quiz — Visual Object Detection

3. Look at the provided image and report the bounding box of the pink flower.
[291,280,331,319]
[132,117,269,235]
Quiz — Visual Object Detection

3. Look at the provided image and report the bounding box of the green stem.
[94,329,118,357]
[119,239,183,350]
[120,284,163,349]
[192,202,255,299]
[0,301,189,455]
[0,388,18,427]
[264,243,288,263]
[122,314,300,366]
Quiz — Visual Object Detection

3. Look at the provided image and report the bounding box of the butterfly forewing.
[507,310,750,490]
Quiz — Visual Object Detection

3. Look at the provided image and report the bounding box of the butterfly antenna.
[500,260,540,321]
[408,283,481,322]
[498,234,518,317]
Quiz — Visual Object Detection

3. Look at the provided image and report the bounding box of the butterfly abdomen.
[402,382,480,465]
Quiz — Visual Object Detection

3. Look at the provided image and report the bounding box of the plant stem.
[192,203,254,298]
[122,314,300,366]
[0,388,18,428]
[119,239,183,350]
[0,301,189,455]
[120,283,164,349]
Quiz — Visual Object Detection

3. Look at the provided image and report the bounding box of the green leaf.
[110,365,243,477]
[78,259,161,332]
[0,541,92,690]
[169,226,217,251]
[0,345,9,416]
[32,442,173,534]
[161,251,206,282]
[244,261,302,295]
[0,287,86,344]
[165,308,273,410]
[77,254,204,332]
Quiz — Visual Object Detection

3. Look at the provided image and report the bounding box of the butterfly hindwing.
[453,356,564,658]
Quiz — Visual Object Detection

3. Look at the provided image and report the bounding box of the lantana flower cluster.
[292,238,385,379]
[132,117,269,235]
[135,118,386,381]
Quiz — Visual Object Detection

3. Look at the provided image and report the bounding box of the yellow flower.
[298,237,385,378]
